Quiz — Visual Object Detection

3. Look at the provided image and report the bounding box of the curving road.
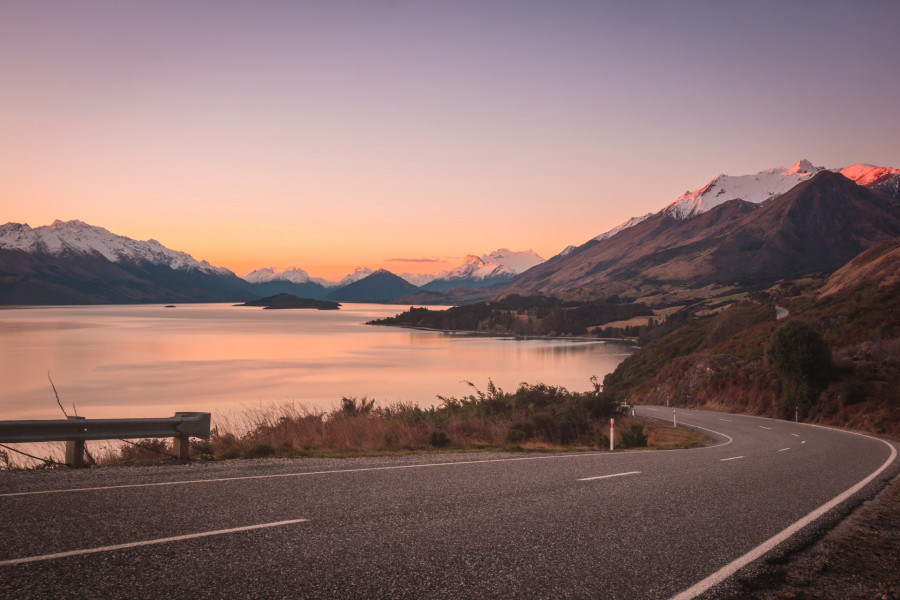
[0,408,896,599]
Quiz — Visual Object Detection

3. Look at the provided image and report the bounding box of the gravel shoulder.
[729,472,900,600]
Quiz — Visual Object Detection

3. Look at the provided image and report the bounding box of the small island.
[236,293,341,310]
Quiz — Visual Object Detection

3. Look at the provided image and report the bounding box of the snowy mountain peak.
[434,249,545,282]
[838,163,900,186]
[787,159,818,175]
[0,219,233,276]
[661,160,825,220]
[243,267,315,285]
[336,267,375,287]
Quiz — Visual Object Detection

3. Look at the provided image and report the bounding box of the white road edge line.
[0,519,308,567]
[578,471,641,481]
[668,430,897,600]
[720,456,744,462]
[759,426,772,430]
[791,434,800,437]
[676,421,734,448]
[779,448,791,452]
[719,419,733,422]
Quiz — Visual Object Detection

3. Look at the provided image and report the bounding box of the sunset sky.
[3,1,899,280]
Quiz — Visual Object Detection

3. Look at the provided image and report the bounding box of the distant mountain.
[0,220,255,304]
[241,267,329,299]
[420,249,544,292]
[335,267,376,288]
[839,163,900,201]
[0,220,232,275]
[500,171,900,303]
[244,266,331,287]
[324,269,421,303]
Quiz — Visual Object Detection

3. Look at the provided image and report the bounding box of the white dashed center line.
[578,471,641,482]
[0,519,309,567]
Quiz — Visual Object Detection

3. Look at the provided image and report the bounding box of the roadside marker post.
[673,410,677,428]
[795,406,799,423]
[610,418,614,451]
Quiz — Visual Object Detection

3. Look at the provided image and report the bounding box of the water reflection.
[0,304,635,420]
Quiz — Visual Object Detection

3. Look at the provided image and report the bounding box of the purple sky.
[2,1,899,278]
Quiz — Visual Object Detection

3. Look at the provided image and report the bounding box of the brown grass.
[86,401,707,466]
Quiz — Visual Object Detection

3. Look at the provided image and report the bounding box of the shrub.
[428,430,450,448]
[243,442,276,459]
[119,439,173,462]
[619,423,648,448]
[765,320,834,416]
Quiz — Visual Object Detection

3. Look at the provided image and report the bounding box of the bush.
[428,430,450,448]
[243,442,276,459]
[119,439,172,462]
[765,320,834,416]
[619,423,648,448]
[506,426,527,443]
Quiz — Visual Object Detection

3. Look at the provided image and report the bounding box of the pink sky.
[3,1,899,280]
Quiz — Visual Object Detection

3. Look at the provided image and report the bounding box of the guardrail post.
[173,412,206,461]
[65,416,86,468]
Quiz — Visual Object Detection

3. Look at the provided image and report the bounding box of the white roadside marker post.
[673,409,677,428]
[610,418,614,451]
[795,406,799,423]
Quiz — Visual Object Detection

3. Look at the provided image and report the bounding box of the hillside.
[600,240,900,436]
[325,269,420,303]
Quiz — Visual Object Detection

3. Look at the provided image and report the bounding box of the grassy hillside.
[601,272,900,436]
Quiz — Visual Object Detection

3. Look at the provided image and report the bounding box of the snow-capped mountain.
[837,164,900,200]
[594,214,653,242]
[663,159,824,220]
[593,159,900,242]
[398,272,437,287]
[420,249,545,292]
[594,160,826,240]
[503,170,900,301]
[336,267,376,288]
[443,249,544,280]
[0,219,256,304]
[243,266,331,287]
[838,164,900,186]
[0,220,232,275]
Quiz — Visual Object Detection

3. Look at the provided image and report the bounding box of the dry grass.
[88,387,707,465]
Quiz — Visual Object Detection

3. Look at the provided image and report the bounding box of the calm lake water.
[0,303,636,422]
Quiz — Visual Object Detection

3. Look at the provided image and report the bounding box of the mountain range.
[2,160,898,306]
[0,221,542,304]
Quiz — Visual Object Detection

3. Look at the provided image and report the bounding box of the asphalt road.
[0,408,896,599]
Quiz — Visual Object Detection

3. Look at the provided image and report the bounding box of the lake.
[0,303,636,424]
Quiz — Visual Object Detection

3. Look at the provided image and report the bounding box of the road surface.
[0,407,895,599]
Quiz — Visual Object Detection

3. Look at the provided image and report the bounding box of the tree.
[764,320,833,417]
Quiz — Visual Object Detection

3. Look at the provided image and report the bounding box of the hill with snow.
[0,220,232,275]
[593,160,900,243]
[243,266,331,287]
[420,249,544,292]
[0,220,256,304]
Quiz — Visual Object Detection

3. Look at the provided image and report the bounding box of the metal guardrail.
[0,412,211,467]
